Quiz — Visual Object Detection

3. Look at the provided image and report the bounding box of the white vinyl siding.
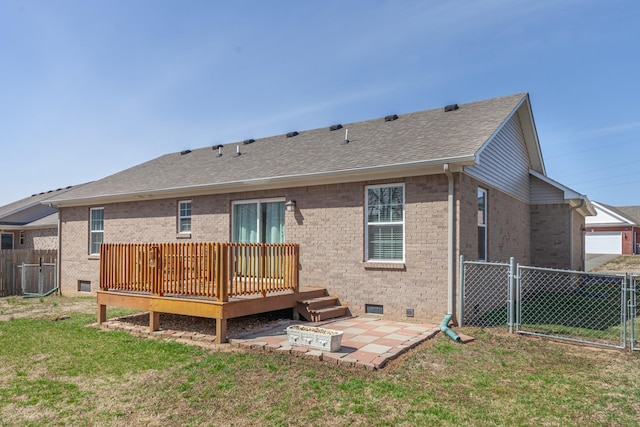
[178,200,192,233]
[530,175,565,204]
[89,207,104,255]
[466,114,531,202]
[365,184,404,262]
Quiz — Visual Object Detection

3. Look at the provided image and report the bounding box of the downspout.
[442,164,461,342]
[443,164,455,318]
[569,199,584,270]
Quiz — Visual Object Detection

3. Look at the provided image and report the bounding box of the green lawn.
[1,297,639,426]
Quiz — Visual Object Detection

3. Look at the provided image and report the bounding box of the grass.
[1,297,640,425]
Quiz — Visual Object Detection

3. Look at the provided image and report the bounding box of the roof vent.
[212,144,224,150]
[180,149,191,155]
[329,124,343,131]
[444,104,459,112]
[243,139,255,145]
[384,114,398,122]
[286,131,299,138]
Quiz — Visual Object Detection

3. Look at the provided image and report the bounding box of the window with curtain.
[89,207,104,255]
[366,184,404,261]
[478,188,487,261]
[232,200,284,243]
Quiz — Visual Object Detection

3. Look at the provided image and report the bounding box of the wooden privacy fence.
[100,242,299,301]
[0,250,57,297]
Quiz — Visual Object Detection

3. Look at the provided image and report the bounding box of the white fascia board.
[516,95,545,174]
[49,156,475,207]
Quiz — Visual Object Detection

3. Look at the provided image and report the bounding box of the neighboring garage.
[585,232,622,255]
[585,201,640,255]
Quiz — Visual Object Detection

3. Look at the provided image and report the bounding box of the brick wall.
[59,173,539,323]
[60,176,455,321]
[530,203,572,269]
[19,228,58,250]
[458,173,531,265]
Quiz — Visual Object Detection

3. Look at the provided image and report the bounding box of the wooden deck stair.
[296,294,349,322]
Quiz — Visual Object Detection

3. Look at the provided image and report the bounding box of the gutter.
[47,155,477,208]
[443,164,455,318]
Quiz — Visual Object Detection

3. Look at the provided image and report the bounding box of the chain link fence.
[460,257,636,350]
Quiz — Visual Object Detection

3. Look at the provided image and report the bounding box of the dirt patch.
[0,295,96,321]
[591,255,640,273]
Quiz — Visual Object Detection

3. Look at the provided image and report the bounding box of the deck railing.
[99,242,299,301]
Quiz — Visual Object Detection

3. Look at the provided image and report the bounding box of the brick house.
[585,201,640,255]
[48,93,594,324]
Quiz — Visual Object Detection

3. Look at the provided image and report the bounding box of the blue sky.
[1,0,639,207]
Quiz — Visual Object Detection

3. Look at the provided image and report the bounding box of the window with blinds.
[89,207,104,255]
[365,184,404,262]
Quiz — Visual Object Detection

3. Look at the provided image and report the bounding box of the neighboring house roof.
[616,206,640,225]
[49,93,545,207]
[0,186,78,228]
[587,201,640,227]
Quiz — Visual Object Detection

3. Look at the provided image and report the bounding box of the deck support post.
[216,318,228,344]
[149,311,160,332]
[98,303,107,324]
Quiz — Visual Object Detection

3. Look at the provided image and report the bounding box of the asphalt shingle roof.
[49,93,527,204]
[0,186,78,224]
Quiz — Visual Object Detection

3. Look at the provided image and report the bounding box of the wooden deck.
[97,242,319,343]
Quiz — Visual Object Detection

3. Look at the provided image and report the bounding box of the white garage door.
[586,232,622,254]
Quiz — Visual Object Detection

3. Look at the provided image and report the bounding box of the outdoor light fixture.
[285,200,296,212]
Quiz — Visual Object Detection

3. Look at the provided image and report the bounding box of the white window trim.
[178,200,192,234]
[231,197,285,243]
[478,188,488,261]
[89,207,104,256]
[365,183,405,263]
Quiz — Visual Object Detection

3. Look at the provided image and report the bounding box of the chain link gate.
[516,266,627,349]
[632,275,639,352]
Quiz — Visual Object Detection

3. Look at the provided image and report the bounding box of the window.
[1,233,13,250]
[366,184,404,262]
[478,188,487,261]
[178,200,192,233]
[232,199,285,243]
[78,280,92,293]
[89,208,104,255]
